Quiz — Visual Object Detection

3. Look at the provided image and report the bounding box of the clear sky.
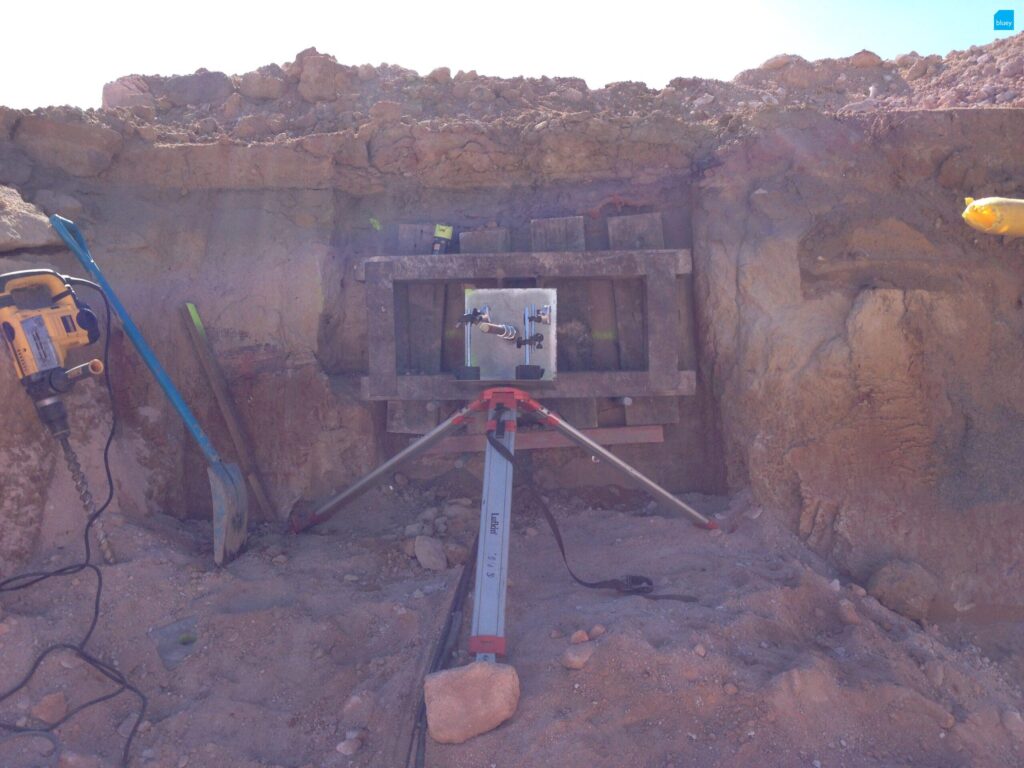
[1,0,1018,109]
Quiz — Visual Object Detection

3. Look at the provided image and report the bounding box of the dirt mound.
[84,32,1024,149]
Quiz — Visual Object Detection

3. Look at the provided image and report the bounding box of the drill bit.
[59,436,115,565]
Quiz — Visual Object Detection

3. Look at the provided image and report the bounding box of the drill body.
[0,269,101,436]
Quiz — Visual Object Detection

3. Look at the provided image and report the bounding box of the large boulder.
[163,70,234,107]
[14,114,122,177]
[868,560,939,621]
[424,661,520,744]
[102,75,156,109]
[0,185,60,251]
[297,53,352,102]
[238,65,287,100]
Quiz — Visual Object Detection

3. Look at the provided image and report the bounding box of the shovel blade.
[209,462,248,565]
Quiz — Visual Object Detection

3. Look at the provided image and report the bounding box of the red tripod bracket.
[454,387,560,427]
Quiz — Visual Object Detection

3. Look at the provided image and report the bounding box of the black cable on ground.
[405,535,479,768]
[0,280,147,767]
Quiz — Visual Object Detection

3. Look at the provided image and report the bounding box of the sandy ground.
[2,482,1024,768]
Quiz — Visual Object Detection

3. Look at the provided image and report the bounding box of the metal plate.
[465,288,557,381]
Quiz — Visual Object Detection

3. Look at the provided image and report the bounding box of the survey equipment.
[291,287,713,661]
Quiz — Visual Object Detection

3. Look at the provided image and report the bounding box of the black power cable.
[0,279,147,767]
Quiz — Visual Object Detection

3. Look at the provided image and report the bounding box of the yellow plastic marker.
[962,196,1024,237]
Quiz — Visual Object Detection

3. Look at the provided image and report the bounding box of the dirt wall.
[696,108,1024,611]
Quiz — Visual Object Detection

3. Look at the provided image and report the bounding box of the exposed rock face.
[13,112,122,176]
[0,185,60,251]
[868,560,939,621]
[424,661,520,743]
[695,108,1024,610]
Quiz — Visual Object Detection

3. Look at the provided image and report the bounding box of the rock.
[32,189,84,219]
[868,560,938,621]
[404,523,425,537]
[32,692,68,724]
[692,93,715,108]
[694,643,707,657]
[414,535,448,571]
[424,661,520,744]
[443,541,469,565]
[0,186,62,252]
[895,53,919,67]
[195,117,220,136]
[298,53,350,102]
[569,629,589,644]
[233,115,270,140]
[924,659,944,687]
[561,642,595,670]
[428,67,451,84]
[239,66,287,100]
[117,713,140,737]
[589,624,606,639]
[342,691,374,723]
[401,538,417,558]
[102,75,155,109]
[163,70,234,107]
[14,114,123,177]
[271,554,288,565]
[850,584,867,597]
[724,682,739,695]
[336,738,362,755]
[995,90,1018,104]
[1001,708,1024,741]
[345,727,368,741]
[444,502,474,519]
[370,101,402,122]
[850,50,883,68]
[828,579,841,592]
[562,87,585,103]
[837,599,861,625]
[221,92,244,120]
[418,507,439,522]
[761,54,803,71]
[906,59,928,80]
[839,97,880,114]
[1001,57,1024,77]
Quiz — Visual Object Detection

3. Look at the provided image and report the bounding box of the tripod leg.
[525,398,715,529]
[469,403,517,661]
[289,400,477,532]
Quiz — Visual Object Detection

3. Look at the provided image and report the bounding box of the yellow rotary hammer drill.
[0,269,114,562]
[0,269,103,433]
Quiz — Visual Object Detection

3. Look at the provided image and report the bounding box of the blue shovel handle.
[50,215,223,466]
